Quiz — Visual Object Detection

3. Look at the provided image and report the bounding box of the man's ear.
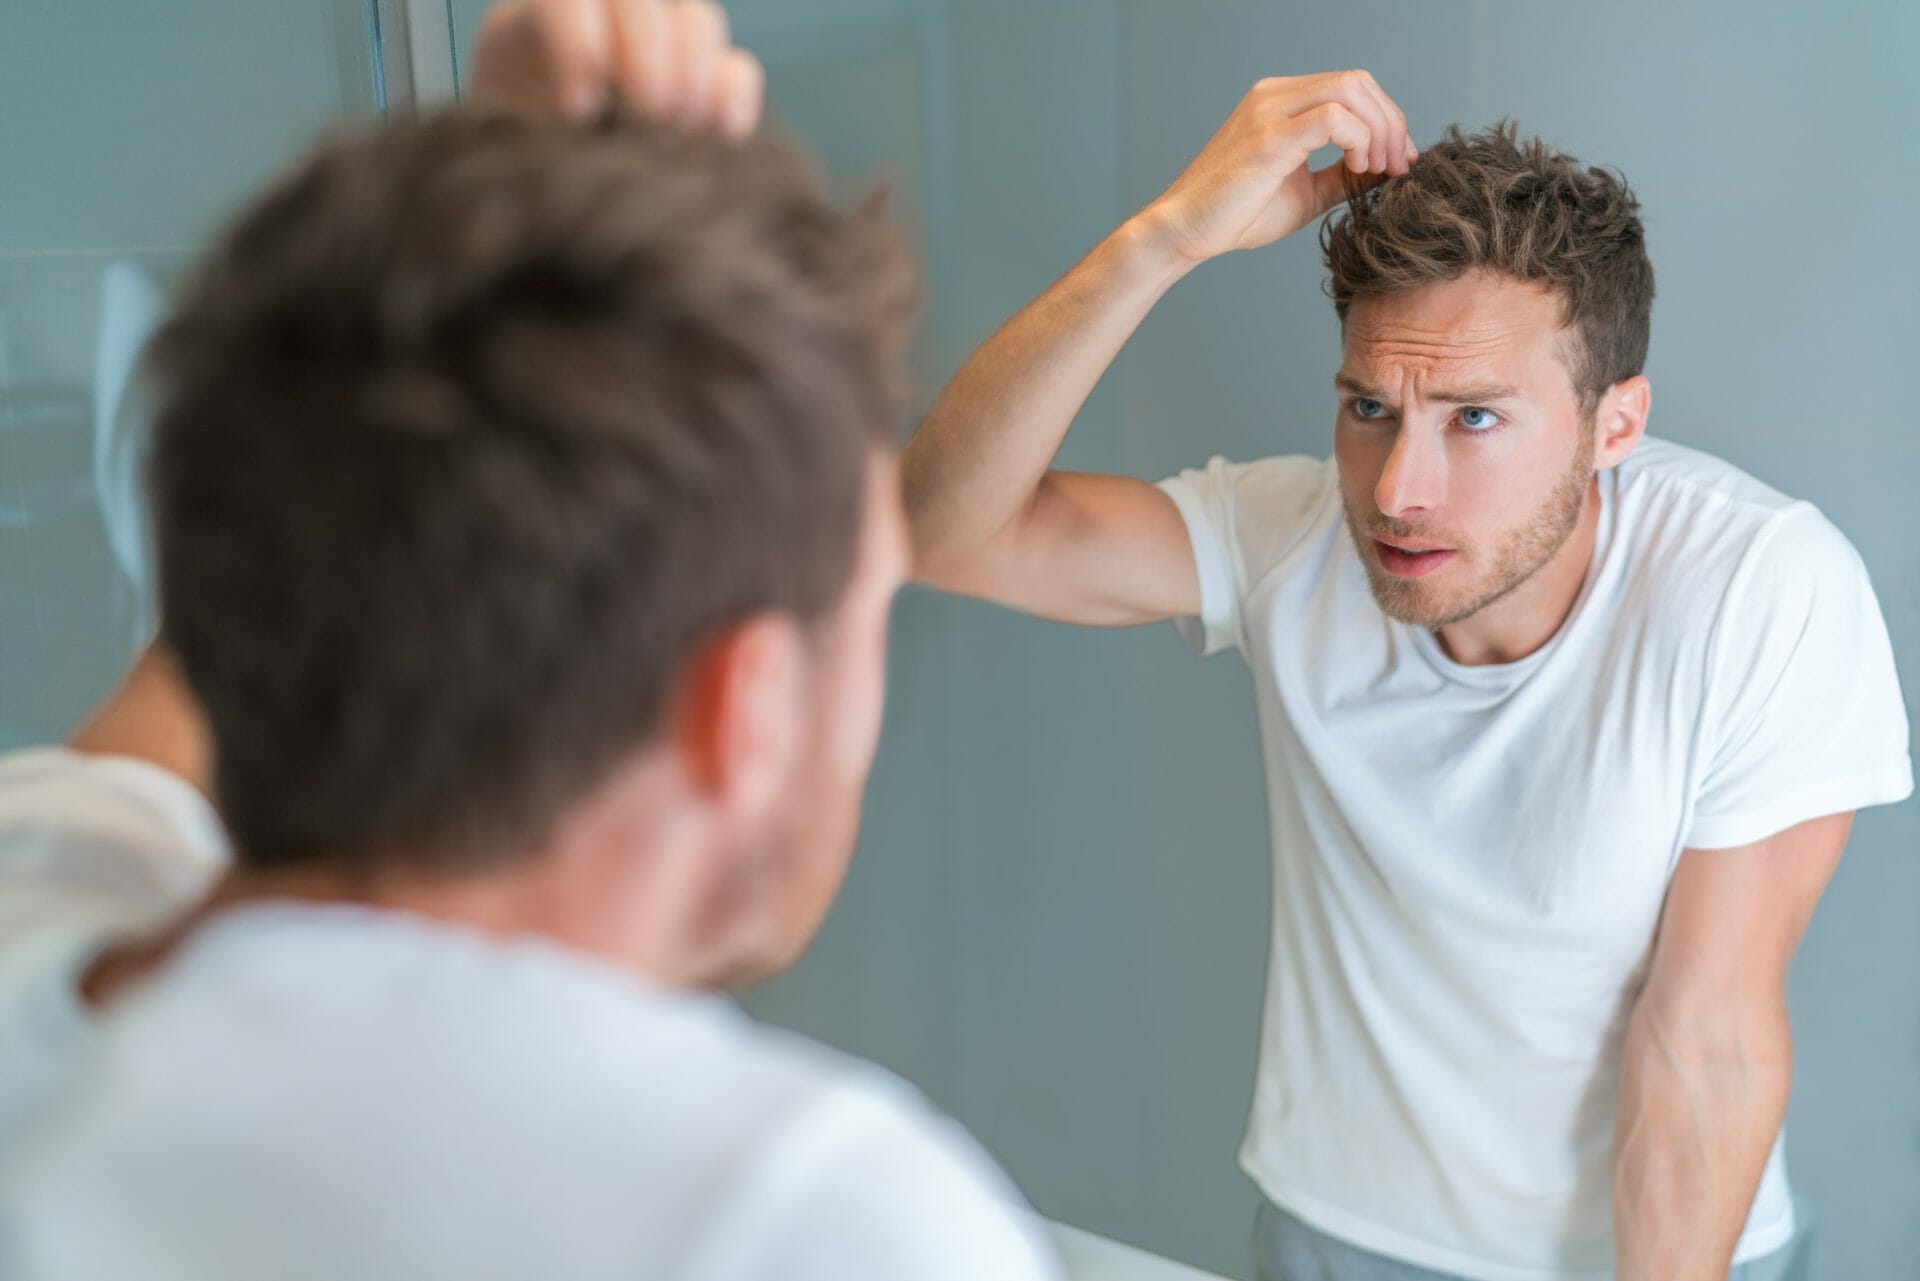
[673,613,809,817]
[1593,374,1651,470]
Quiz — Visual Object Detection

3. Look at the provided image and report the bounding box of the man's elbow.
[908,522,990,593]
[900,463,980,587]
[1634,992,1795,1109]
[903,487,1033,598]
[911,539,1028,607]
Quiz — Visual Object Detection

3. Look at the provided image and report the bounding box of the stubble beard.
[709,713,864,989]
[1349,432,1596,630]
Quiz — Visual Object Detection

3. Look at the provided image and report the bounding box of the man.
[903,75,1912,1281]
[0,9,1060,1277]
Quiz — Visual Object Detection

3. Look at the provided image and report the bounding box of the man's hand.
[470,0,765,136]
[1142,71,1416,265]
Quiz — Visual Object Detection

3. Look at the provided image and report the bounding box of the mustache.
[1367,518,1453,542]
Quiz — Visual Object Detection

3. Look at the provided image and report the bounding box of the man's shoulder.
[0,747,227,983]
[0,748,228,894]
[1171,452,1334,505]
[1616,438,1847,574]
[1617,437,1809,532]
[91,908,967,1177]
[11,912,1053,1278]
[671,1042,1057,1280]
[1158,453,1340,593]
[490,992,1054,1277]
[1612,437,1868,630]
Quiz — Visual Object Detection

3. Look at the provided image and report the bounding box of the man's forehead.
[1341,273,1569,384]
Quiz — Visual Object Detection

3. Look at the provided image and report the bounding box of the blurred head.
[1320,124,1654,627]
[147,108,917,985]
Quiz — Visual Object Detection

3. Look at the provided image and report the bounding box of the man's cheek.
[826,633,888,781]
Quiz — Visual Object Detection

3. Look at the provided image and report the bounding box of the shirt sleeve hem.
[1154,475,1239,657]
[1684,761,1915,850]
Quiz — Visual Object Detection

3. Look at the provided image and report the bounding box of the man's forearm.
[1612,997,1792,1280]
[900,213,1194,578]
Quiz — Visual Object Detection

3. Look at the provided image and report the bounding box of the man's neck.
[82,785,725,1008]
[1434,475,1603,667]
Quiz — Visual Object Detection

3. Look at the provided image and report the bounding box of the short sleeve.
[0,751,228,1152]
[1685,508,1914,850]
[689,1074,1063,1281]
[0,749,228,946]
[1156,454,1332,659]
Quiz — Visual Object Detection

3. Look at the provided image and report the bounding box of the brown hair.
[1321,122,1653,409]
[147,107,916,875]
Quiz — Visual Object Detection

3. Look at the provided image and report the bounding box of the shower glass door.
[0,0,388,746]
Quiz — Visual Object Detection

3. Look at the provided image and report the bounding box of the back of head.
[147,109,916,877]
[1321,122,1654,410]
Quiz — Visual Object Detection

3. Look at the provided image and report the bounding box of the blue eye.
[1459,406,1500,432]
[1353,398,1387,419]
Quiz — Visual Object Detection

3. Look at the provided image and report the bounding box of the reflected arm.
[1611,812,1851,1279]
[901,72,1414,628]
[67,642,211,796]
[900,217,1203,628]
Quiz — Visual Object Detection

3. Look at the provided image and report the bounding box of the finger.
[1282,100,1373,179]
[714,48,766,140]
[1271,71,1392,173]
[1346,79,1389,174]
[672,1,729,126]
[1357,73,1412,175]
[1347,74,1393,174]
[1359,72,1420,175]
[530,0,613,118]
[609,0,674,117]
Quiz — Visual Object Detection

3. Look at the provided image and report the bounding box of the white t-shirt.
[1157,436,1913,1281]
[0,749,1061,1281]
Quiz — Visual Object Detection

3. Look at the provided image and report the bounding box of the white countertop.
[1050,1221,1232,1281]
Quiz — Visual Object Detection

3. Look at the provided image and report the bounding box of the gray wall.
[732,3,1920,1279]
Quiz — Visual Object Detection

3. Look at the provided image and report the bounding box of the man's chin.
[1372,593,1456,630]
[712,934,810,992]
[1364,566,1499,630]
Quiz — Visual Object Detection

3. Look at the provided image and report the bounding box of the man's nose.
[1375,425,1444,520]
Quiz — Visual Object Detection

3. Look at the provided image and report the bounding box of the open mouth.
[1373,539,1456,579]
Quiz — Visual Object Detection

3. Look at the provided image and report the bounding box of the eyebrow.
[1333,374,1522,404]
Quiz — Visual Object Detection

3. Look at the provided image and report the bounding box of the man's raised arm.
[902,72,1414,627]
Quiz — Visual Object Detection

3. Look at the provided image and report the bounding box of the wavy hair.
[1321,122,1654,410]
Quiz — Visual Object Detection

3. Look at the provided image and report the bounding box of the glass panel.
[0,0,385,746]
